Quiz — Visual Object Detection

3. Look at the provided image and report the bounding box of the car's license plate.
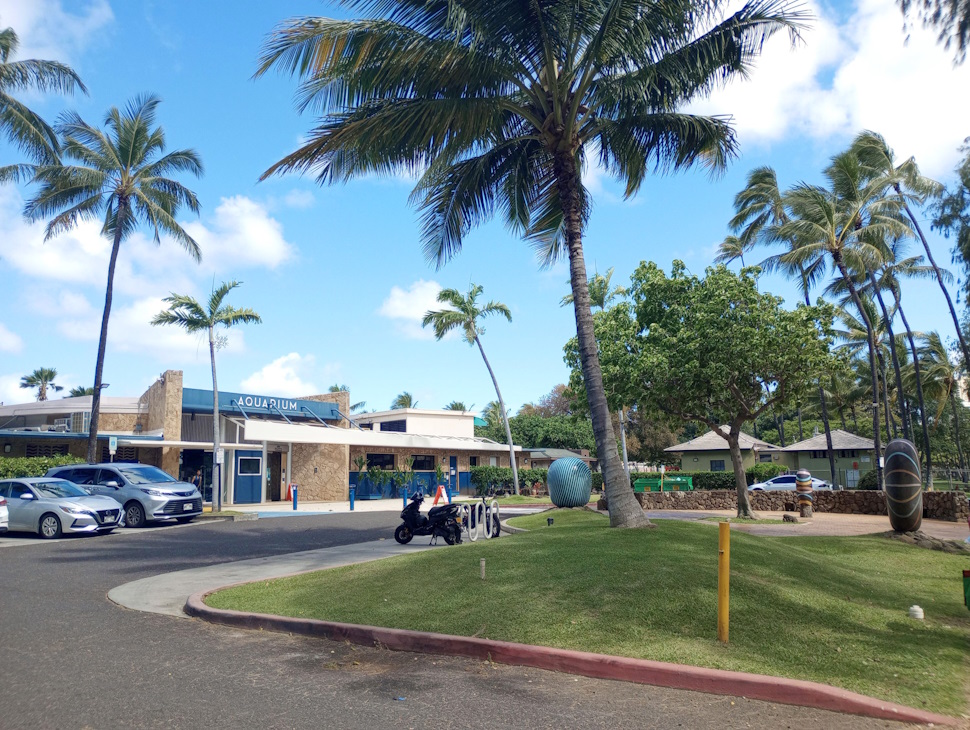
[104,514,115,523]
[183,503,193,511]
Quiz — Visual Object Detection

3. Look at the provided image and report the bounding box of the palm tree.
[444,401,470,411]
[24,95,203,463]
[919,333,966,477]
[852,132,970,370]
[0,26,87,181]
[328,384,366,413]
[727,165,838,485]
[152,281,261,511]
[256,0,806,528]
[20,367,62,401]
[67,386,94,397]
[422,284,520,493]
[391,392,418,409]
[560,267,626,310]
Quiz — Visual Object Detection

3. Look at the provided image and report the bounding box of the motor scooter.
[395,491,463,545]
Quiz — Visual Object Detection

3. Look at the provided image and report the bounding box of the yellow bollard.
[718,522,730,643]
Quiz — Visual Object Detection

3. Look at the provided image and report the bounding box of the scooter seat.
[428,504,457,519]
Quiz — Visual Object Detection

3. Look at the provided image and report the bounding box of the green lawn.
[455,495,599,506]
[206,510,970,716]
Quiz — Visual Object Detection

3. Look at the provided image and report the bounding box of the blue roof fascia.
[181,388,340,422]
[0,430,164,441]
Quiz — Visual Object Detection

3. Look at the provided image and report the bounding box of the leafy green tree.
[20,367,62,401]
[933,138,970,302]
[0,25,86,181]
[444,401,469,411]
[571,262,836,518]
[67,386,94,397]
[518,384,574,418]
[256,0,806,528]
[152,281,261,511]
[391,392,418,409]
[560,268,626,310]
[422,284,519,492]
[25,95,203,464]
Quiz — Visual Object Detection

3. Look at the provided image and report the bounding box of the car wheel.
[38,513,62,539]
[176,516,195,524]
[124,502,146,529]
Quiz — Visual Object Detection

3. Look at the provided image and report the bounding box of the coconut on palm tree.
[152,281,261,511]
[24,95,203,464]
[0,25,86,181]
[20,367,62,401]
[422,284,520,493]
[256,0,805,526]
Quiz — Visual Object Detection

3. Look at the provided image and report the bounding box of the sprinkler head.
[547,517,554,526]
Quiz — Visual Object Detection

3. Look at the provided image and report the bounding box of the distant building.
[526,447,597,471]
[0,370,522,505]
[664,427,786,472]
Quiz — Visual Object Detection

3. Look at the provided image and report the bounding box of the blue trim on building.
[181,388,340,422]
[0,430,163,441]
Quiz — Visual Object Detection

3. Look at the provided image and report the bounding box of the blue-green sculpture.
[548,457,592,508]
[885,438,923,532]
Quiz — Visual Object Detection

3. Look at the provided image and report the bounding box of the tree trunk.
[475,335,519,494]
[727,426,756,518]
[619,408,631,483]
[901,194,970,372]
[554,150,649,528]
[833,252,883,489]
[949,389,966,481]
[87,215,125,463]
[797,407,803,442]
[839,406,847,432]
[877,350,894,439]
[869,268,910,440]
[896,295,933,488]
[804,285,838,484]
[209,325,222,511]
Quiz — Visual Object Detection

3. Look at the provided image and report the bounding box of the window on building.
[809,450,825,459]
[411,455,435,471]
[469,456,478,467]
[838,450,857,458]
[380,419,406,433]
[25,443,69,458]
[710,460,726,472]
[758,453,773,463]
[489,456,497,467]
[366,453,395,470]
[238,457,262,476]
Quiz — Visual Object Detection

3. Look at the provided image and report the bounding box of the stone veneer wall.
[140,370,183,476]
[286,391,350,501]
[347,446,518,473]
[622,489,969,523]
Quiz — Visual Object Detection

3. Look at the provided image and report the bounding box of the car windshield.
[116,466,178,485]
[32,480,89,499]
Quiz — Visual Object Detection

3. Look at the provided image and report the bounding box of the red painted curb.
[185,591,958,726]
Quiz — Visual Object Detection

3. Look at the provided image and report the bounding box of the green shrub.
[745,463,788,486]
[857,469,879,490]
[591,473,603,492]
[0,455,85,480]
[625,470,740,490]
[469,466,548,495]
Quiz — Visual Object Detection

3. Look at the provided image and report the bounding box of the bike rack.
[460,499,500,542]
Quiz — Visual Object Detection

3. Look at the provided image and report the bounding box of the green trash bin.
[662,475,694,491]
[633,476,663,492]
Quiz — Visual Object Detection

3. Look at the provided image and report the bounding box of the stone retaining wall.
[618,489,969,522]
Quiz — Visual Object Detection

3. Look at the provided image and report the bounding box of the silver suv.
[46,463,202,528]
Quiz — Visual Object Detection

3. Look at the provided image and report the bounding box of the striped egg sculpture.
[884,438,923,533]
[548,457,592,508]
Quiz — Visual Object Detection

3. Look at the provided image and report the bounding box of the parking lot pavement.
[0,518,205,547]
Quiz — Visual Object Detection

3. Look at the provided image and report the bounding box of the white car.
[748,474,831,491]
[0,492,8,534]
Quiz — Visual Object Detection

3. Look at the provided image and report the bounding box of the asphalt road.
[0,514,925,729]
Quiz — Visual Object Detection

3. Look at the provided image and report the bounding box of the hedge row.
[0,455,85,480]
[469,466,549,495]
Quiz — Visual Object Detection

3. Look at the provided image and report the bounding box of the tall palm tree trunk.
[948,389,967,480]
[833,253,883,489]
[868,268,910,440]
[554,151,648,528]
[474,335,519,494]
[801,289,838,484]
[900,195,970,371]
[877,350,894,438]
[896,296,933,488]
[209,325,223,511]
[87,217,125,463]
[797,408,803,442]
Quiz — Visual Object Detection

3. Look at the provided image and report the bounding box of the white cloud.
[378,280,446,339]
[0,322,23,353]
[240,353,321,397]
[0,374,23,407]
[0,0,113,64]
[283,189,315,209]
[183,196,296,270]
[690,0,970,177]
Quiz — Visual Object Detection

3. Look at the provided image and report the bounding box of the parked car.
[748,474,831,492]
[46,463,202,528]
[0,478,123,539]
[0,492,8,534]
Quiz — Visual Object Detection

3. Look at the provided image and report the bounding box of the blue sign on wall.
[182,388,340,422]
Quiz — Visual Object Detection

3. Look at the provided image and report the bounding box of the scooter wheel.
[394,525,413,544]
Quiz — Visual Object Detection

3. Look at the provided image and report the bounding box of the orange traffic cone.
[432,484,449,505]
[285,483,293,501]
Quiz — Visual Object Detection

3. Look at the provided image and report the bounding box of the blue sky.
[1,0,968,415]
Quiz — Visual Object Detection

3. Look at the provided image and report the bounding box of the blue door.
[449,456,457,497]
[234,450,263,504]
